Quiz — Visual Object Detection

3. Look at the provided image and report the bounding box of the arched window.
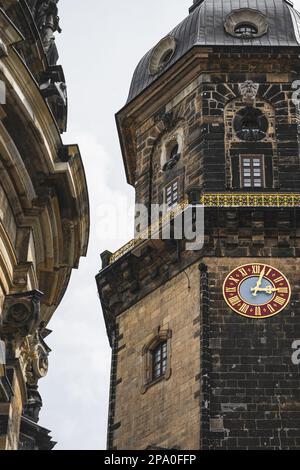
[141,328,172,394]
[159,49,174,69]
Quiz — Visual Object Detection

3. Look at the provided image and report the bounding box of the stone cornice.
[0,8,89,321]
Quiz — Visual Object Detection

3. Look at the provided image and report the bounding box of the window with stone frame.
[141,328,172,394]
[240,155,265,189]
[231,154,274,190]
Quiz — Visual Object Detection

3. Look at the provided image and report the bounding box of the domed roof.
[127,0,300,104]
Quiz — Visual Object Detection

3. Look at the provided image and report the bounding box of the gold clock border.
[222,263,292,319]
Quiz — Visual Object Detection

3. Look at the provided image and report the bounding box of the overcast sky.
[38,0,191,451]
[38,0,300,450]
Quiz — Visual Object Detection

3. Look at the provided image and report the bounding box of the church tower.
[97,0,300,450]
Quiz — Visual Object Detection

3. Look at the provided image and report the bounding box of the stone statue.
[35,0,61,65]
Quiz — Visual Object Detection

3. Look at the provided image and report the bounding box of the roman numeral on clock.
[255,307,262,316]
[239,303,249,314]
[277,287,288,294]
[239,268,248,277]
[274,296,286,306]
[268,304,275,313]
[229,296,241,306]
[225,287,236,293]
[274,276,284,284]
[229,276,239,284]
[252,265,261,274]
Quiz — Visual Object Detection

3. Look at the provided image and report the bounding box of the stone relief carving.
[40,67,68,132]
[239,80,259,102]
[1,290,43,339]
[19,324,51,423]
[0,289,50,422]
[21,329,50,385]
[29,1,68,131]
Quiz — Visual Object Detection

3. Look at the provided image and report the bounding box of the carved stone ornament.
[239,80,259,102]
[19,327,51,387]
[31,335,49,380]
[39,66,68,132]
[24,387,43,423]
[1,290,44,338]
[19,325,51,423]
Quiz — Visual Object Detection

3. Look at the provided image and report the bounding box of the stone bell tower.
[97,0,300,450]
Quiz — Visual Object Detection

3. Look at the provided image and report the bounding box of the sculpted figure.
[35,0,61,64]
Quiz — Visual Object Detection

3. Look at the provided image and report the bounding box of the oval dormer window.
[234,23,258,39]
[224,9,268,39]
[149,36,177,75]
[159,49,174,68]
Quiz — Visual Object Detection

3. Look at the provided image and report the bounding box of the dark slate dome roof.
[127,0,300,104]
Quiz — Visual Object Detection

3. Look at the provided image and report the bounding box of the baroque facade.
[0,0,89,450]
[97,0,300,450]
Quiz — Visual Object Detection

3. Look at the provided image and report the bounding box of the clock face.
[223,263,291,319]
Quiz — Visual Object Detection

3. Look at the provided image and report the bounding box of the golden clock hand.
[251,265,266,296]
[252,286,278,295]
